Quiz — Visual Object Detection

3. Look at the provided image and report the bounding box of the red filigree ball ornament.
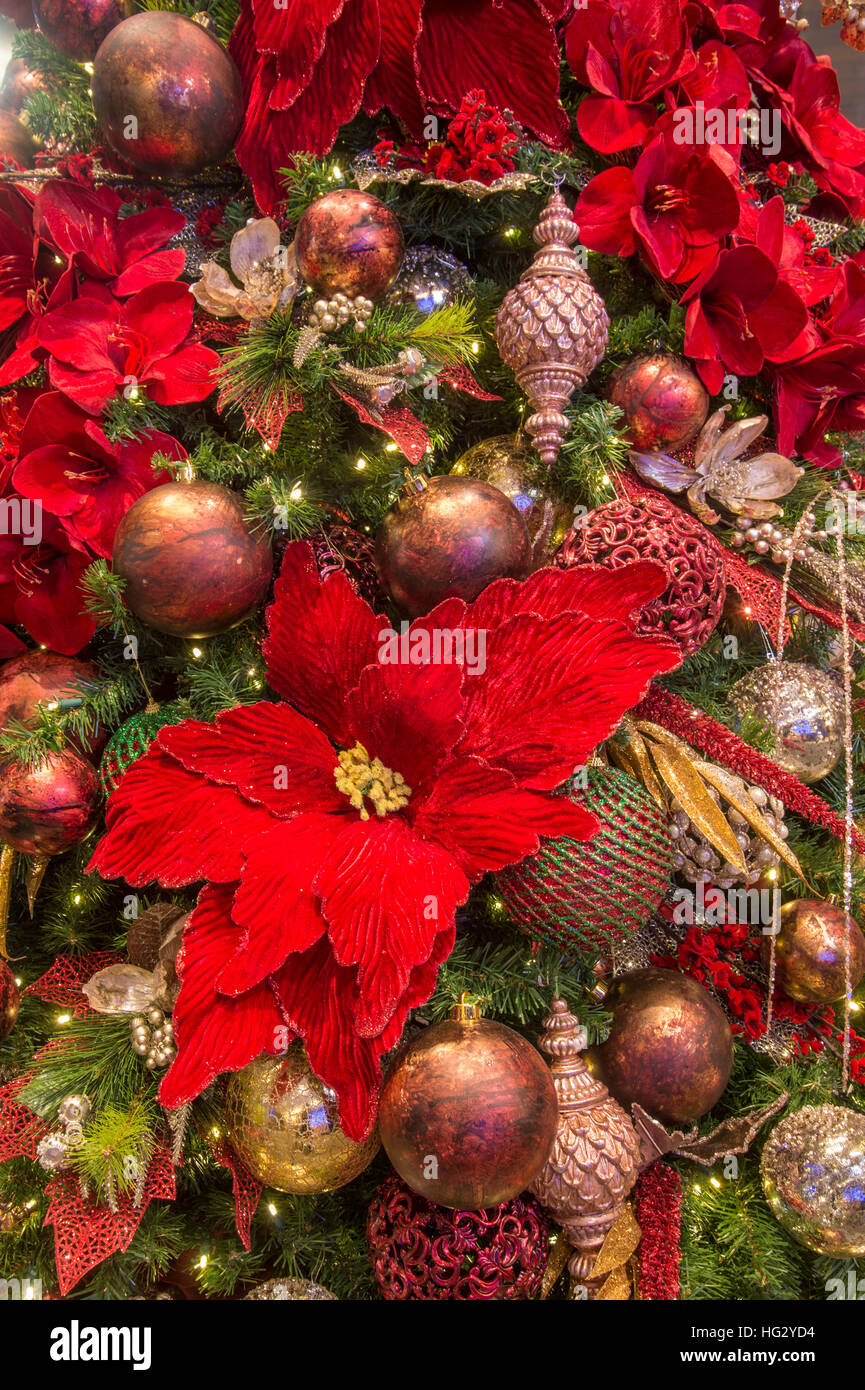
[375,473,531,617]
[378,997,557,1209]
[32,0,134,61]
[308,524,387,610]
[91,12,243,178]
[367,1173,548,1301]
[557,494,725,655]
[0,960,19,1041]
[609,354,709,452]
[112,480,273,639]
[0,749,100,856]
[294,189,404,301]
[0,651,104,759]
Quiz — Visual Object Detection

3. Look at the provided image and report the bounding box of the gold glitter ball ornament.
[728,662,844,784]
[494,192,609,466]
[223,1046,379,1194]
[761,1104,865,1256]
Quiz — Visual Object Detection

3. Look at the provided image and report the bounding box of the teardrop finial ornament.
[494,193,609,467]
[530,996,641,1298]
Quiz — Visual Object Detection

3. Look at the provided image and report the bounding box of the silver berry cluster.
[729,513,829,565]
[308,292,374,333]
[36,1094,92,1173]
[130,1006,176,1070]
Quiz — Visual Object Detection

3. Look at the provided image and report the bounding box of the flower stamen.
[334,742,411,820]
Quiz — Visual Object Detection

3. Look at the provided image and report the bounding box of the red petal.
[343,657,465,790]
[411,755,600,878]
[313,813,469,1036]
[263,541,381,744]
[218,814,340,995]
[574,167,638,255]
[122,280,193,360]
[110,248,186,297]
[451,560,669,632]
[578,96,659,153]
[416,0,569,148]
[88,744,275,887]
[158,883,286,1108]
[158,702,342,818]
[363,0,424,132]
[457,610,681,789]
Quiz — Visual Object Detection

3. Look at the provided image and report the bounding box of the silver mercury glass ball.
[243,1277,337,1301]
[728,662,844,784]
[386,245,472,316]
[761,1104,865,1256]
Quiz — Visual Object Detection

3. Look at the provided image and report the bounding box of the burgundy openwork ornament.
[367,1173,548,1300]
[557,493,726,656]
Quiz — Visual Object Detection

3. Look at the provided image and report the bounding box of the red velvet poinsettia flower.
[575,129,740,283]
[682,242,810,393]
[37,281,220,415]
[12,391,183,558]
[0,183,72,388]
[33,181,186,297]
[0,510,96,654]
[89,544,680,1138]
[230,0,569,215]
[565,0,695,154]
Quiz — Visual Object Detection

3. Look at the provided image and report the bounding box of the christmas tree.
[1,0,865,1313]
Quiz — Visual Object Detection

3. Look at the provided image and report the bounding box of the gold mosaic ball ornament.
[761,1104,865,1256]
[223,1045,379,1193]
[728,661,844,784]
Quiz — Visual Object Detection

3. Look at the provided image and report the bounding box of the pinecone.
[669,776,787,888]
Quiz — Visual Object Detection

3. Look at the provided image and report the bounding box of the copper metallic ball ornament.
[294,189,404,302]
[0,58,49,115]
[0,650,103,759]
[32,0,134,61]
[378,996,558,1209]
[0,960,19,1041]
[728,662,844,785]
[495,191,609,466]
[91,12,243,178]
[0,749,100,856]
[761,1104,865,1256]
[450,435,573,568]
[0,110,40,167]
[587,968,734,1126]
[608,353,709,452]
[223,1046,380,1194]
[375,472,531,617]
[761,898,865,1004]
[112,480,273,639]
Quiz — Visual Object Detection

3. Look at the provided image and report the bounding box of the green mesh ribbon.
[99,705,187,797]
[495,767,672,953]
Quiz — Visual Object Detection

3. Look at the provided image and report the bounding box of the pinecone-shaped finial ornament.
[530,996,640,1297]
[494,193,609,466]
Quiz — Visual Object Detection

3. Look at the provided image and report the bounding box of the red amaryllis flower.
[772,339,865,466]
[89,543,680,1137]
[682,243,809,393]
[0,183,71,388]
[230,0,569,215]
[0,511,96,654]
[37,281,220,415]
[575,130,740,283]
[12,391,183,558]
[735,195,838,312]
[33,181,186,297]
[565,0,695,154]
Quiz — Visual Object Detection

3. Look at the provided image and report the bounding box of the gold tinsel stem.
[0,843,14,960]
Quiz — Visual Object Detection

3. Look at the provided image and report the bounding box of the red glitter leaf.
[210,1135,262,1251]
[336,389,429,465]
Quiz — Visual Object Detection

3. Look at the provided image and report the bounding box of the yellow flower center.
[334,742,412,821]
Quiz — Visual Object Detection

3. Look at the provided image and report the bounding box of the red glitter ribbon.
[634,1162,682,1301]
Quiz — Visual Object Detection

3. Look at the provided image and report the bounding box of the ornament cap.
[401,467,428,496]
[451,992,482,1023]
